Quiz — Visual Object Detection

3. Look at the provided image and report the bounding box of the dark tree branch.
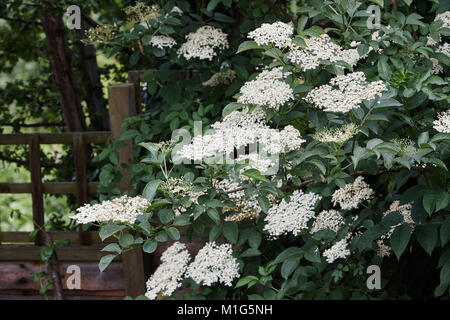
[264,0,298,28]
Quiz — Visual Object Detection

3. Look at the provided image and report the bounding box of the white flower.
[149,35,176,49]
[71,195,150,224]
[331,176,374,210]
[377,201,414,257]
[177,106,305,172]
[376,240,392,258]
[248,21,294,49]
[313,123,359,144]
[435,11,450,29]
[436,42,450,57]
[287,34,363,71]
[304,72,387,113]
[263,190,322,238]
[237,67,294,110]
[323,238,351,263]
[185,242,240,287]
[430,57,443,74]
[145,242,191,300]
[311,209,345,234]
[177,26,229,60]
[433,109,450,134]
[202,69,236,87]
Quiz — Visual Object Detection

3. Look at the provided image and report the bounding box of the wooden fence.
[0,82,146,299]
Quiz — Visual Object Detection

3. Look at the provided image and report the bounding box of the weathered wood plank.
[108,84,145,298]
[0,182,100,194]
[0,245,122,261]
[0,231,109,244]
[29,135,45,246]
[73,134,90,245]
[0,132,110,145]
[0,261,124,291]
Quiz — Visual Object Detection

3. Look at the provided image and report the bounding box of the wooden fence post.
[73,133,91,245]
[128,71,142,115]
[29,135,45,246]
[108,84,146,298]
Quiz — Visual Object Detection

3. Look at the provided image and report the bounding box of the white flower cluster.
[149,35,177,49]
[248,21,294,49]
[331,176,374,210]
[313,123,359,144]
[160,177,193,197]
[177,26,229,60]
[145,241,240,299]
[433,109,450,134]
[437,42,450,57]
[202,69,236,87]
[323,237,351,263]
[263,190,321,238]
[435,11,450,29]
[71,195,150,224]
[145,242,191,300]
[304,72,387,113]
[376,201,414,258]
[287,34,362,71]
[431,57,444,74]
[237,67,294,110]
[185,242,240,287]
[311,209,345,234]
[177,107,305,173]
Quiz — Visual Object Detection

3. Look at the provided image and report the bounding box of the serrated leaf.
[99,222,125,241]
[99,254,117,272]
[236,40,260,53]
[390,224,411,260]
[143,179,162,202]
[416,224,438,255]
[166,227,180,240]
[223,221,238,244]
[101,243,122,254]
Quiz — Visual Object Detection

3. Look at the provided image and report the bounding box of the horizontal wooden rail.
[0,244,121,261]
[0,132,111,145]
[0,182,100,194]
[0,231,111,244]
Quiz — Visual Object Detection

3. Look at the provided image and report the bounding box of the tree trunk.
[42,9,86,132]
[75,15,110,131]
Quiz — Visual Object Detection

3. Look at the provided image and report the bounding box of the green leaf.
[306,159,326,175]
[40,246,53,263]
[257,195,270,213]
[440,218,450,246]
[242,168,267,181]
[99,254,117,272]
[147,199,172,211]
[235,276,259,288]
[236,40,260,54]
[158,209,175,224]
[222,102,244,117]
[390,224,411,259]
[99,222,125,241]
[274,247,303,264]
[441,261,450,286]
[209,224,223,242]
[173,214,190,226]
[143,241,157,253]
[119,233,134,248]
[207,208,221,224]
[248,230,262,248]
[206,0,221,11]
[406,13,424,26]
[281,257,300,279]
[416,224,438,255]
[239,248,261,258]
[143,179,162,202]
[101,243,122,254]
[223,221,238,244]
[166,227,181,240]
[423,192,437,215]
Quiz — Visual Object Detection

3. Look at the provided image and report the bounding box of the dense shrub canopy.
[72,0,450,300]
